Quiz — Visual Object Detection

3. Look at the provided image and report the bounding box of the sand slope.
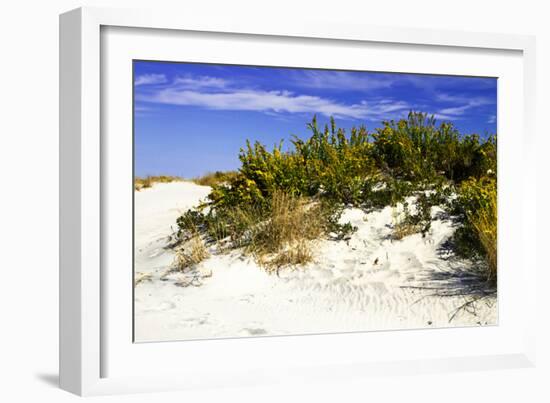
[134,182,497,342]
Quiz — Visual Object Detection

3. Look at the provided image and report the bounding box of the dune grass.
[192,171,239,187]
[134,175,182,191]
[173,235,210,271]
[392,220,422,240]
[468,187,497,282]
[452,176,497,283]
[134,272,153,287]
[266,241,313,270]
[245,191,325,271]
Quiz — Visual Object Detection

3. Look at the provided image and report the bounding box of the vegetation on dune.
[370,114,496,183]
[174,235,210,272]
[135,176,153,191]
[240,191,326,271]
[176,191,354,271]
[391,193,434,240]
[451,176,498,281]
[192,171,239,187]
[175,112,497,282]
[134,175,182,191]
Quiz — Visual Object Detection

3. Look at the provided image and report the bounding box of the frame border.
[59,6,537,396]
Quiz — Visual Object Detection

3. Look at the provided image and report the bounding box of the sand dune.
[134,182,497,342]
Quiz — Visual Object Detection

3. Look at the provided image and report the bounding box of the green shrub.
[200,113,496,211]
[361,176,414,208]
[317,199,358,239]
[207,116,376,208]
[174,112,497,275]
[391,193,435,240]
[371,113,496,183]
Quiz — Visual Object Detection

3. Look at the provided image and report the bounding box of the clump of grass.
[178,192,357,269]
[135,176,153,191]
[193,171,239,187]
[134,272,153,287]
[468,187,497,282]
[246,191,324,269]
[173,235,209,271]
[451,176,497,282]
[134,175,181,191]
[264,240,313,269]
[177,191,348,272]
[393,221,422,240]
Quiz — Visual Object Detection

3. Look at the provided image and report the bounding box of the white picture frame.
[59,6,537,396]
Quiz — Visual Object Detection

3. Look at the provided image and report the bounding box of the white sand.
[134,182,497,342]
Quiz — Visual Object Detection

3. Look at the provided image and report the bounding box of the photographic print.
[133,61,497,342]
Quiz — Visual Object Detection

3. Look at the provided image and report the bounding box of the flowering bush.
[176,112,497,273]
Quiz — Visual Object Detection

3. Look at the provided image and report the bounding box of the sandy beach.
[134,181,497,342]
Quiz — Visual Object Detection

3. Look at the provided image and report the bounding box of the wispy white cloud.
[134,73,495,123]
[134,74,168,86]
[436,93,493,107]
[173,75,230,90]
[134,104,155,117]
[487,115,496,124]
[292,70,395,91]
[406,75,496,93]
[431,113,462,121]
[433,92,495,121]
[438,105,472,115]
[139,84,411,121]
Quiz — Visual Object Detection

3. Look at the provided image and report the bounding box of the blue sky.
[134,61,497,178]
